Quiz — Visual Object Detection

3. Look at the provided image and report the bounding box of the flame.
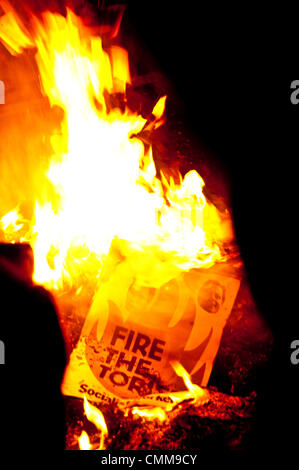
[170,360,210,404]
[0,6,231,292]
[125,361,209,425]
[79,396,108,450]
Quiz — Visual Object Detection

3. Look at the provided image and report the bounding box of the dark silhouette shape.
[0,243,66,454]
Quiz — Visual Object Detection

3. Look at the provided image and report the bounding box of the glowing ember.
[131,406,167,422]
[78,431,92,451]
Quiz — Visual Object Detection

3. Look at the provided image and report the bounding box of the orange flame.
[0,6,231,293]
[170,360,210,405]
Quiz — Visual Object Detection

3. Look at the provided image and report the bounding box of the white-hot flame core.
[0,7,229,291]
[78,431,92,451]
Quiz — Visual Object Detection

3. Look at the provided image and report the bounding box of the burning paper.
[62,266,240,404]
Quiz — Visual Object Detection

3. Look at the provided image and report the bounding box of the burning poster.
[62,267,240,404]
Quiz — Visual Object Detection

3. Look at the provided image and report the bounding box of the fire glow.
[0,2,237,450]
[0,5,231,291]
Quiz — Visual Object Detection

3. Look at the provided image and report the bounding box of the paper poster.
[62,268,240,403]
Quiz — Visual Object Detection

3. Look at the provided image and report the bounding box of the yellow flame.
[0,7,230,292]
[79,396,108,451]
[123,361,209,424]
[110,45,131,93]
[0,2,33,55]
